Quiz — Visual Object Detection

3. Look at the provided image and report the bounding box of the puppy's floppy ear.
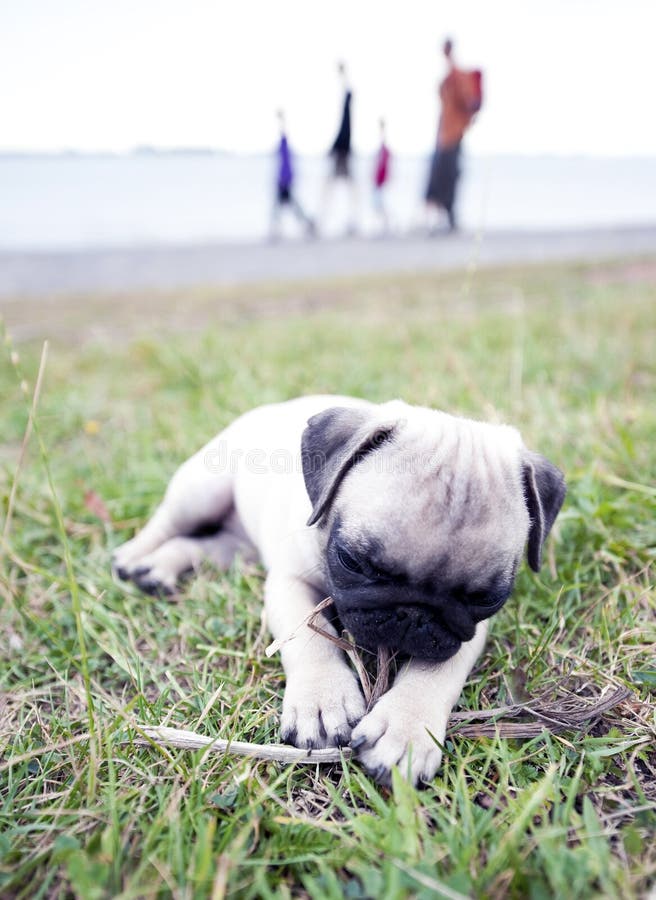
[522,451,567,572]
[302,406,395,526]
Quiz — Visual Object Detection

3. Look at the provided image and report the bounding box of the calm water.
[1,153,655,250]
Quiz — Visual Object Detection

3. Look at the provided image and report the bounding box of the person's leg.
[424,200,443,234]
[445,144,461,232]
[270,195,283,240]
[378,187,390,234]
[341,155,358,235]
[290,194,316,235]
[424,150,442,233]
[346,177,359,235]
[319,172,335,234]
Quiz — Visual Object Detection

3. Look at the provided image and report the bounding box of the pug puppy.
[113,395,565,785]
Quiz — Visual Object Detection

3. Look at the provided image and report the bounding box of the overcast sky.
[3,0,655,157]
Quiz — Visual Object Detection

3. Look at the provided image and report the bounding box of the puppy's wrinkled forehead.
[334,411,529,583]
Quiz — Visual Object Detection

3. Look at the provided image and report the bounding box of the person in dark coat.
[330,69,352,178]
[321,62,358,234]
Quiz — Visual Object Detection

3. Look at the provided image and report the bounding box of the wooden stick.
[134,725,351,763]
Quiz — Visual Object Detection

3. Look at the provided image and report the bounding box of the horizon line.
[2,147,656,162]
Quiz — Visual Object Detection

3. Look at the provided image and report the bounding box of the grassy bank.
[1,259,655,898]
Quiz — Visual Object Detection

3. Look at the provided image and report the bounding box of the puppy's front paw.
[350,691,446,787]
[281,667,366,750]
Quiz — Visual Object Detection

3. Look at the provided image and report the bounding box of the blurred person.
[425,38,482,232]
[372,118,391,234]
[270,110,315,241]
[321,61,358,235]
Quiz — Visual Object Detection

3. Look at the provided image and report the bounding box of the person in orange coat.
[425,38,480,232]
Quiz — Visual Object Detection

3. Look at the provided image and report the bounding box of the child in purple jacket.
[271,110,315,240]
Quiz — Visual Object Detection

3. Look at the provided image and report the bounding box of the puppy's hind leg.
[113,448,235,582]
[130,516,258,595]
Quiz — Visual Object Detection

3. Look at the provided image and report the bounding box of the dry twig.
[133,726,351,763]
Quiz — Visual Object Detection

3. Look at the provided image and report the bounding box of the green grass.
[1,259,655,898]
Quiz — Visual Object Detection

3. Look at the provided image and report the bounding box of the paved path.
[1,226,656,297]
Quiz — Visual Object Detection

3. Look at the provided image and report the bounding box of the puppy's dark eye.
[336,546,365,575]
[468,589,504,610]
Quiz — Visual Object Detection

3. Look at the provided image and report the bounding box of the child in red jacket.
[373,118,391,233]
